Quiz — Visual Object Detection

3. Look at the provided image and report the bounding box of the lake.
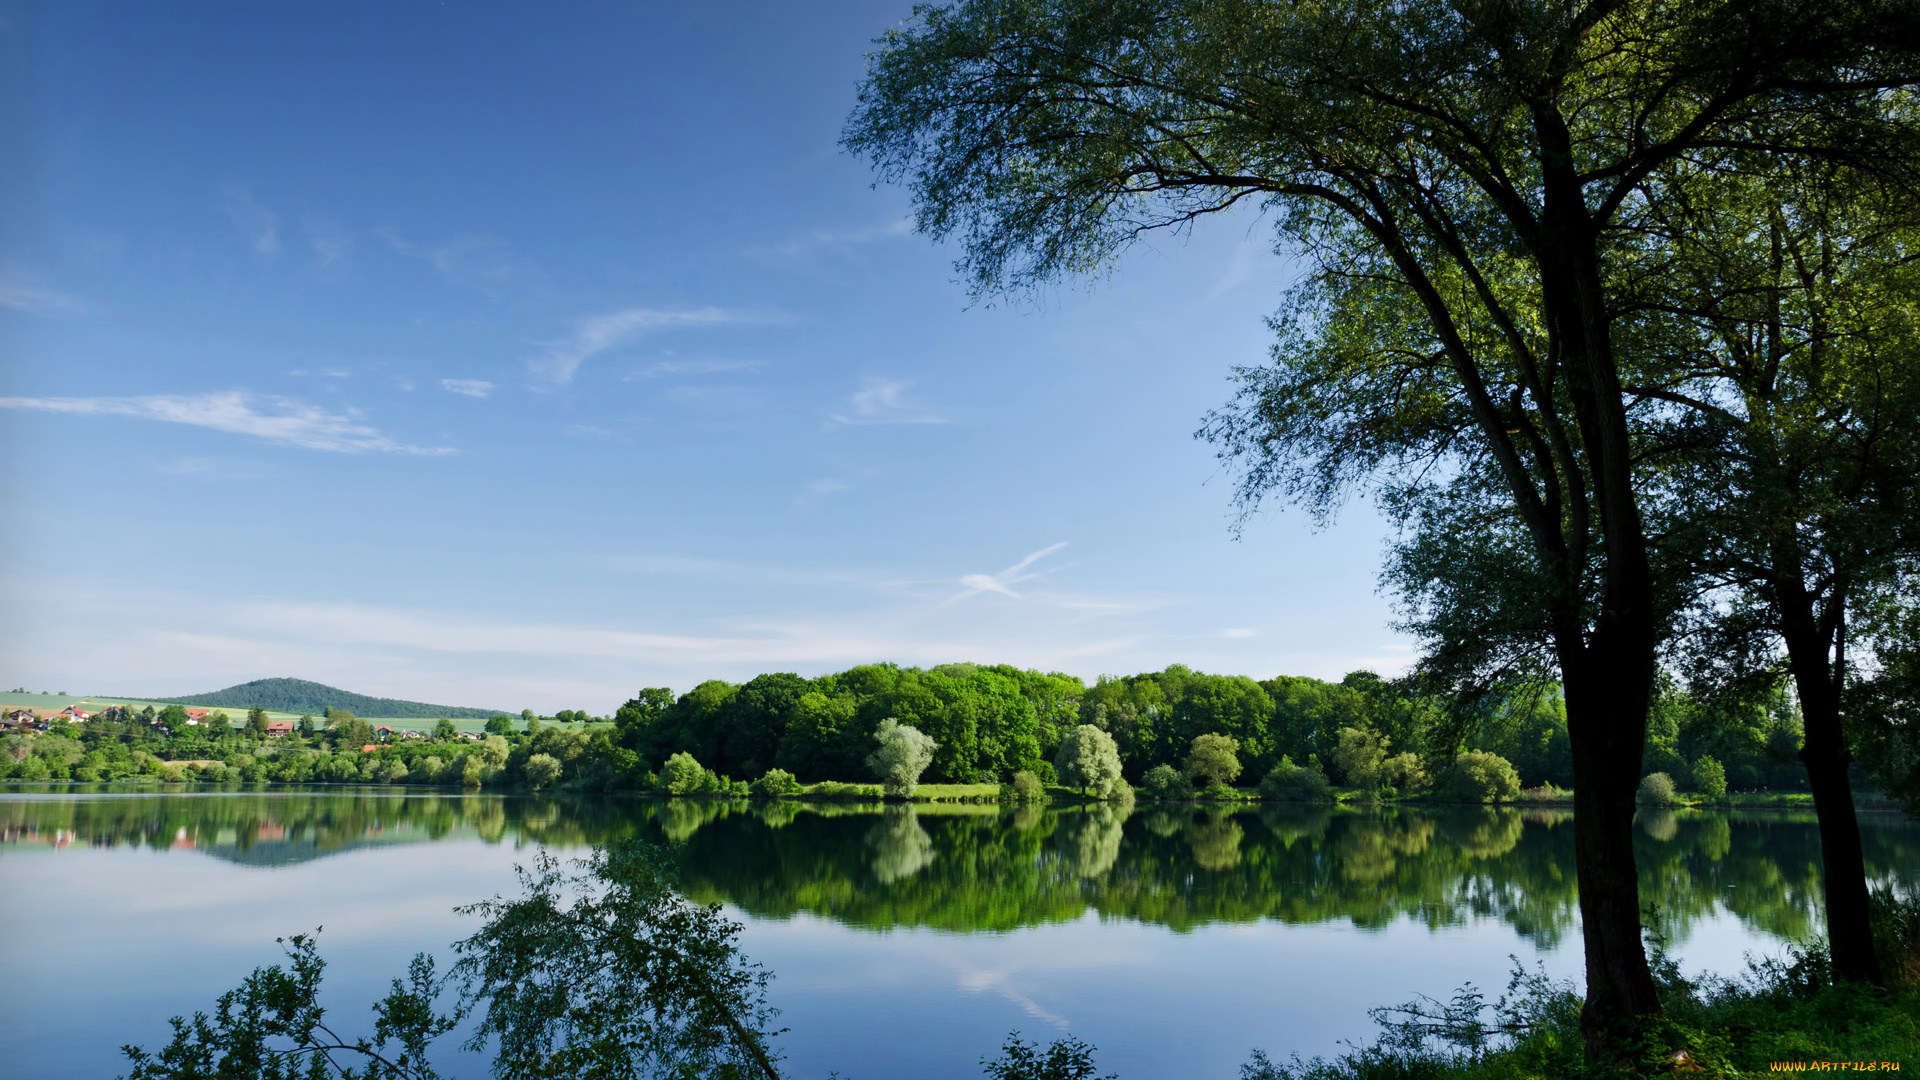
[2,787,1913,1079]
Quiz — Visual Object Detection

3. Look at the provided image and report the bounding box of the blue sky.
[0,0,1410,712]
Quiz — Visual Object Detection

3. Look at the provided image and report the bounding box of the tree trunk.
[1562,645,1665,1053]
[1786,638,1885,985]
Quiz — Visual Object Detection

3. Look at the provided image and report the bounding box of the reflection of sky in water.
[0,795,1882,1080]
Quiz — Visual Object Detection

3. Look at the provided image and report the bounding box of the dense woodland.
[149,677,504,719]
[1,662,1829,798]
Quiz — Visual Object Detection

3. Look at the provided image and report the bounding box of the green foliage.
[1005,770,1047,803]
[748,768,801,798]
[981,1033,1115,1080]
[659,752,717,796]
[867,718,938,799]
[1691,757,1727,801]
[153,678,502,719]
[1258,756,1332,803]
[432,719,458,741]
[1448,753,1520,804]
[1140,763,1192,800]
[1638,773,1679,806]
[1183,733,1241,788]
[1053,724,1123,798]
[522,754,561,790]
[119,932,459,1080]
[484,716,512,736]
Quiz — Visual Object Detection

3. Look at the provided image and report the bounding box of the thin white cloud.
[1217,627,1259,638]
[375,228,515,292]
[304,214,354,265]
[828,377,949,426]
[957,542,1070,600]
[440,378,494,398]
[628,358,765,379]
[532,307,772,386]
[0,266,85,317]
[759,217,914,256]
[223,186,280,255]
[0,391,452,454]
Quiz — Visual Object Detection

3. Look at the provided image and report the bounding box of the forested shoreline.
[1,661,1846,804]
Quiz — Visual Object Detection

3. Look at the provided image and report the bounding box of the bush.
[658,752,713,796]
[1259,756,1333,802]
[1691,755,1728,800]
[1638,771,1678,805]
[1141,763,1193,799]
[805,780,880,800]
[1007,770,1047,803]
[749,768,801,798]
[1449,751,1521,803]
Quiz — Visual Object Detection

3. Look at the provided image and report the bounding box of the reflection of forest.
[3,789,1912,947]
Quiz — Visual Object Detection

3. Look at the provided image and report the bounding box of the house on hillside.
[184,709,210,721]
[57,705,92,722]
[373,726,395,741]
[265,720,294,737]
[2,708,40,731]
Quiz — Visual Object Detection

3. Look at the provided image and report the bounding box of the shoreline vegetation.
[5,661,1886,814]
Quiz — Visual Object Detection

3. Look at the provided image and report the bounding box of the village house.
[265,720,295,737]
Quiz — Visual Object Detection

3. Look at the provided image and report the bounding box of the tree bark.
[1783,623,1885,985]
[1562,640,1665,1052]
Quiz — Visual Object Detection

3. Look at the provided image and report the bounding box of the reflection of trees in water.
[1053,801,1132,878]
[1640,809,1679,842]
[1189,811,1244,871]
[867,806,936,883]
[10,791,1915,952]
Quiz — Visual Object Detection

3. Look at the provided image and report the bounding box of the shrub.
[1450,751,1522,803]
[806,780,880,800]
[1638,771,1678,805]
[1184,733,1242,787]
[1259,756,1333,802]
[1691,756,1728,800]
[749,768,801,798]
[1141,763,1193,799]
[1008,770,1047,803]
[1384,751,1430,794]
[658,752,712,796]
[1331,727,1391,789]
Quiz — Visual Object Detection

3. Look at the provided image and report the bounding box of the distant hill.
[149,678,507,719]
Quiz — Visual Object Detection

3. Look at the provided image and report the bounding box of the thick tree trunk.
[1788,648,1885,985]
[1562,645,1665,1052]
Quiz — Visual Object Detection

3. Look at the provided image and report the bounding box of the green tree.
[523,753,562,791]
[846,0,1920,1044]
[484,715,512,736]
[867,718,937,799]
[434,718,459,741]
[1331,728,1390,792]
[1053,724,1123,799]
[659,752,711,796]
[1183,734,1241,788]
[1449,751,1522,804]
[1692,757,1728,801]
[247,706,270,738]
[478,735,510,769]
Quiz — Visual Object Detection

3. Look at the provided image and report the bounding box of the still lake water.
[2,788,1914,1080]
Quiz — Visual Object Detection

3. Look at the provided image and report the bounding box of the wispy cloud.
[440,378,494,398]
[223,186,280,255]
[759,217,913,257]
[376,228,515,292]
[0,391,452,454]
[957,542,1070,600]
[532,307,772,386]
[828,377,949,426]
[628,358,764,379]
[0,264,84,316]
[304,213,354,265]
[1217,627,1259,639]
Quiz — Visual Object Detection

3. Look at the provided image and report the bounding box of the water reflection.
[3,786,1914,951]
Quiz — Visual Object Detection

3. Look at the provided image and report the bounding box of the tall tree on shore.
[845,0,1919,1050]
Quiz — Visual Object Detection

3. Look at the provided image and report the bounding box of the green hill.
[146,678,508,719]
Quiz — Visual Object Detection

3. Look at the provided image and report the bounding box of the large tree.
[845,0,1919,1050]
[1645,168,1920,984]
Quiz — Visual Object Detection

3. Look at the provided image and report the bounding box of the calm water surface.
[2,787,1913,1079]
